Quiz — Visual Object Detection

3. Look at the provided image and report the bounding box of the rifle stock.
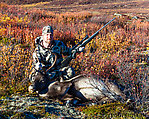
[61,18,116,68]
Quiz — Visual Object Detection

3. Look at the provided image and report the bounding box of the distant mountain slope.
[1,0,134,5]
[1,0,148,19]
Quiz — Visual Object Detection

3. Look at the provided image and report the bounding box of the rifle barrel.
[82,17,116,46]
[61,18,116,67]
[95,17,116,36]
[71,35,89,50]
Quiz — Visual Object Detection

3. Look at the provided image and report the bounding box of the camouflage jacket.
[32,36,71,73]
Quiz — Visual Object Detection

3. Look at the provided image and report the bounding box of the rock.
[0,95,83,118]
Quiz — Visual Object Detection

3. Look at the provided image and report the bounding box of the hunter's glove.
[78,47,84,52]
[71,47,84,59]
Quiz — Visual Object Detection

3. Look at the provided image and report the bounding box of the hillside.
[1,0,149,19]
[8,0,149,19]
[2,0,135,5]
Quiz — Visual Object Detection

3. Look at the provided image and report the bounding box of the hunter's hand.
[78,47,84,52]
[71,47,84,59]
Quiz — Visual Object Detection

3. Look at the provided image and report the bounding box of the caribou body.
[28,73,126,105]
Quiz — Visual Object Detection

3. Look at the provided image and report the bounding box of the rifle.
[61,18,116,68]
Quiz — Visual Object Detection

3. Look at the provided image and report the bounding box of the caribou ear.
[60,82,72,93]
[57,82,72,99]
[47,81,72,98]
[54,82,72,95]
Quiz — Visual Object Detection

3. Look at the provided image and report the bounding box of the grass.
[76,102,146,118]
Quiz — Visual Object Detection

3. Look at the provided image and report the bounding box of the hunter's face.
[43,33,53,43]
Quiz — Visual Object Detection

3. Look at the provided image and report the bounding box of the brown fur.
[30,74,126,104]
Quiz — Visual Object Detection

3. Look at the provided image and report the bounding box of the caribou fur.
[28,74,126,104]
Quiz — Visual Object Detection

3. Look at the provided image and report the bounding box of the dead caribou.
[28,73,126,105]
[28,18,128,105]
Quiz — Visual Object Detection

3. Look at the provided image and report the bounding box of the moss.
[25,105,46,117]
[76,102,146,119]
[0,110,15,118]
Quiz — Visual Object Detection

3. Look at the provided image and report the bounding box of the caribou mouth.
[28,85,36,93]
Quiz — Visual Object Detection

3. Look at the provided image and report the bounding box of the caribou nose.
[28,85,35,93]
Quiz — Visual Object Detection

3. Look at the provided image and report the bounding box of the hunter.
[29,25,81,83]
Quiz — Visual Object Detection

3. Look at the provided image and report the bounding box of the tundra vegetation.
[0,1,148,118]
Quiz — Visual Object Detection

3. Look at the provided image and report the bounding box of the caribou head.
[28,73,50,93]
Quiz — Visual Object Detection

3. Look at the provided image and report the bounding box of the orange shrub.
[0,5,148,115]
